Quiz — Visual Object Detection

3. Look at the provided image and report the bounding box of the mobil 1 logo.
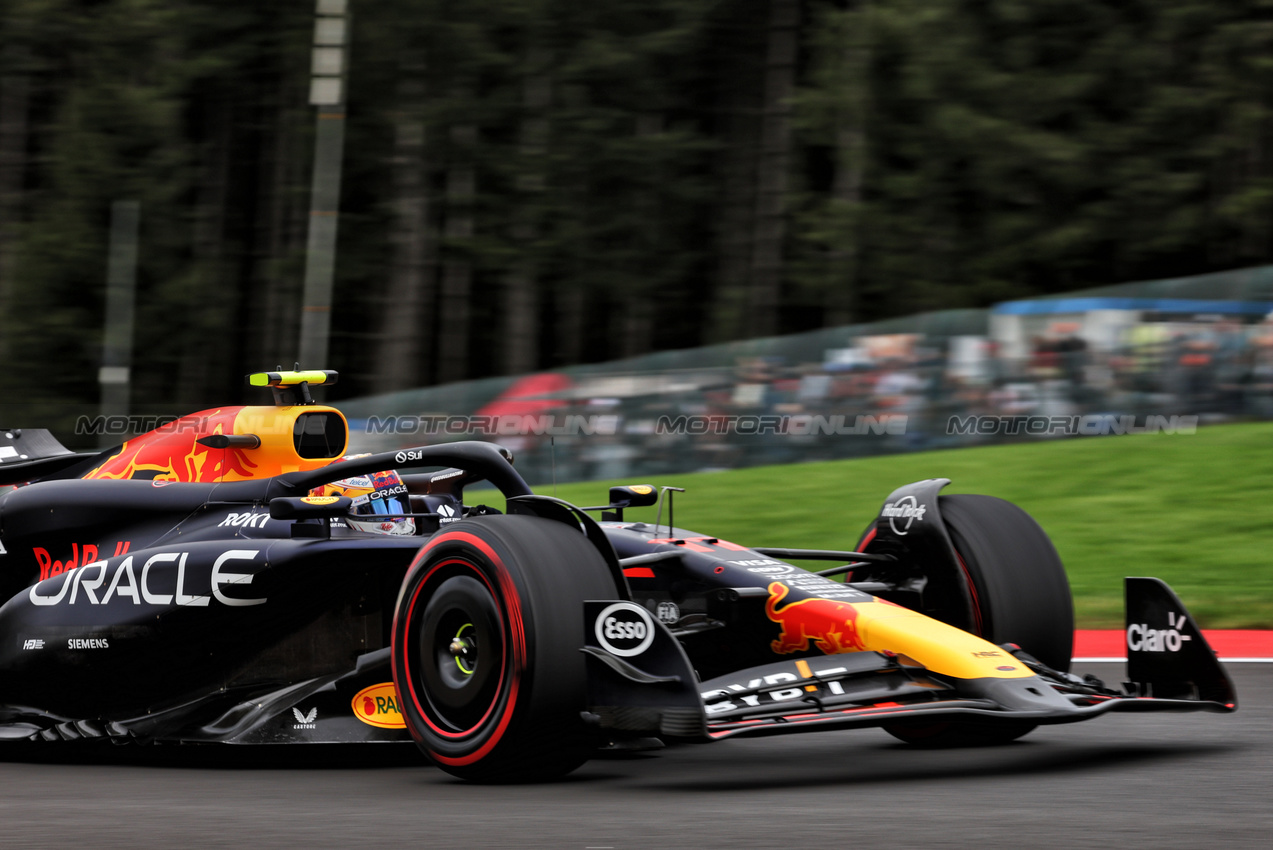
[594,601,655,657]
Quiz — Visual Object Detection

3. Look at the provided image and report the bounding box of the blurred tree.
[747,0,800,338]
[437,120,476,384]
[498,2,553,377]
[373,49,432,393]
[0,0,195,421]
[792,0,1273,319]
[9,0,1273,418]
[0,42,32,371]
[705,0,768,344]
[539,0,719,365]
[791,0,871,327]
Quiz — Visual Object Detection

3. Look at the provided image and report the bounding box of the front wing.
[580,578,1236,743]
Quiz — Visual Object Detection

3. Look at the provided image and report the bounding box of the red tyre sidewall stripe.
[392,530,527,767]
[860,526,878,550]
[853,527,878,584]
[953,550,984,637]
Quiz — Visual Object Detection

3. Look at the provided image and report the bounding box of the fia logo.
[656,601,680,625]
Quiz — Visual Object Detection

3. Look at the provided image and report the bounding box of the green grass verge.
[523,423,1273,629]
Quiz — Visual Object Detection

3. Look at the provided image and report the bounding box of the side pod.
[1125,577,1237,708]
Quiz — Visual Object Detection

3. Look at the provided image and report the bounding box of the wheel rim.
[411,563,508,736]
[449,622,478,677]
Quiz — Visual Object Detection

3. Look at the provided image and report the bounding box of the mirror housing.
[603,484,658,521]
[608,485,657,508]
[269,495,352,520]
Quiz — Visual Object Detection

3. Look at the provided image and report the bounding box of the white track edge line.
[1073,656,1273,663]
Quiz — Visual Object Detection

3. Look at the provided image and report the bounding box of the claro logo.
[1128,612,1193,653]
[28,550,266,608]
[352,682,406,729]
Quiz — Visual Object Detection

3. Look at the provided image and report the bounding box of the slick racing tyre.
[938,494,1074,672]
[883,494,1073,747]
[391,514,619,782]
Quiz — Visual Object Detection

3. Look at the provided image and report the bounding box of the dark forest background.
[2,0,1272,415]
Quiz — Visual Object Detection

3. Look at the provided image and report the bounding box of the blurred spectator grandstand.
[343,265,1273,484]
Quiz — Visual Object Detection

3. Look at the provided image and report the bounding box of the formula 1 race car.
[0,371,1236,781]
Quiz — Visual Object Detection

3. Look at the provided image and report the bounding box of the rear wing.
[0,429,97,486]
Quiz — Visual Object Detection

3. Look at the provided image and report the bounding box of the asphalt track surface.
[1,663,1267,849]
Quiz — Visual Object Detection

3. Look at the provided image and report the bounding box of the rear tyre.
[391,515,619,781]
[882,494,1073,747]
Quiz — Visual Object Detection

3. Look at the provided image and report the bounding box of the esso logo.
[606,618,646,640]
[595,602,656,657]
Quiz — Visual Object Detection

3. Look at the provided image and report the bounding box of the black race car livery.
[0,370,1236,780]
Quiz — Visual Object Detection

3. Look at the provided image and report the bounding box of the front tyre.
[391,515,620,781]
[939,494,1073,672]
[884,494,1073,747]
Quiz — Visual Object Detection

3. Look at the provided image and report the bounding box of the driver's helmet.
[311,468,415,536]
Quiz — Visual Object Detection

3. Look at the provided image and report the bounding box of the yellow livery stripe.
[854,601,1032,680]
[765,581,1032,681]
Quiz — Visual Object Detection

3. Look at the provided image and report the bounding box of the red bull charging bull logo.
[766,582,866,655]
[84,409,258,483]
